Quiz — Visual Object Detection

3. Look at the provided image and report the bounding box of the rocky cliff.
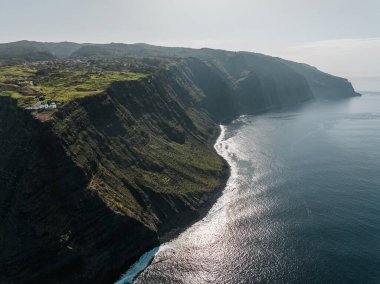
[0,55,359,283]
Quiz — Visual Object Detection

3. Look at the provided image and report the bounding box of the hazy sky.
[1,0,379,91]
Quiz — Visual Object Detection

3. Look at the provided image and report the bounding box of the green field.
[0,63,147,107]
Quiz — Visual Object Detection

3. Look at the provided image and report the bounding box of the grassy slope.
[52,68,226,230]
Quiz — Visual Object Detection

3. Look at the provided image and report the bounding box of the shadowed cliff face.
[0,96,158,284]
[0,57,357,283]
[165,57,314,122]
[0,59,228,283]
[52,69,228,231]
[280,59,361,99]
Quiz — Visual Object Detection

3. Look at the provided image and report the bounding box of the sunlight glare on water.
[133,93,380,284]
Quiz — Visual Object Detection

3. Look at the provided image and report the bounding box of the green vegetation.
[31,69,146,103]
[54,112,224,221]
[144,139,223,193]
[49,65,226,224]
[0,61,147,108]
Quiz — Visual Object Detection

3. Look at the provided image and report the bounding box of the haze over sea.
[120,92,380,284]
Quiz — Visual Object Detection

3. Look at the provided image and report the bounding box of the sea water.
[126,93,380,283]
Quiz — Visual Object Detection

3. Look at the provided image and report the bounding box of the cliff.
[0,41,360,101]
[0,95,159,283]
[0,55,359,283]
[69,42,359,100]
[279,59,361,99]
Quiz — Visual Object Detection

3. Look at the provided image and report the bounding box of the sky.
[0,0,379,91]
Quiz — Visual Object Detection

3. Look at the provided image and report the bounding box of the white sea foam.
[118,124,236,284]
[114,247,159,284]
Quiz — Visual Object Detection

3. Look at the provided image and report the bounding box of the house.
[39,104,49,110]
[25,101,57,111]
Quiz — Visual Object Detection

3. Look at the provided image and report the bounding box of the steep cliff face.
[0,96,158,284]
[218,53,314,113]
[0,57,357,283]
[52,64,229,232]
[0,59,229,284]
[167,57,314,122]
[280,59,361,99]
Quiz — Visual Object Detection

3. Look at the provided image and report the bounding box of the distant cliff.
[0,40,360,101]
[70,42,360,100]
[0,44,360,283]
[279,59,361,99]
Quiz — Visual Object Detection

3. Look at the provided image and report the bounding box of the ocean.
[119,93,380,284]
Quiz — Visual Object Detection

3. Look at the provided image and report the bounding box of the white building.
[39,104,49,110]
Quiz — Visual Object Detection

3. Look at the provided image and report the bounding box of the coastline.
[115,124,231,283]
[116,94,380,283]
[158,124,230,243]
[99,95,365,283]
